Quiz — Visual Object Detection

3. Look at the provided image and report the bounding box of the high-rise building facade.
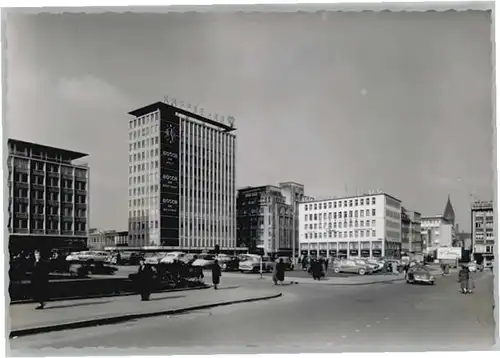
[237,185,294,255]
[298,192,402,259]
[7,139,89,254]
[127,101,236,250]
[471,200,494,258]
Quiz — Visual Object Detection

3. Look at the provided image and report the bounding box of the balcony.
[62,187,74,193]
[47,186,60,192]
[31,168,45,176]
[47,171,60,177]
[47,229,60,235]
[61,230,74,236]
[15,197,29,203]
[31,183,45,190]
[31,229,44,235]
[75,202,87,208]
[31,212,45,219]
[31,198,45,204]
[74,231,87,237]
[75,189,87,195]
[14,182,29,189]
[14,212,28,219]
[13,228,29,234]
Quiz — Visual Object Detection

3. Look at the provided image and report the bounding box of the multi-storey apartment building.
[401,207,422,254]
[7,139,89,254]
[127,101,237,251]
[277,182,305,258]
[421,196,456,255]
[471,200,494,259]
[237,185,294,255]
[298,192,402,259]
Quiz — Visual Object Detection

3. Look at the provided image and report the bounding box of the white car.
[363,259,383,272]
[239,255,273,273]
[66,251,109,263]
[159,251,186,264]
[192,254,216,268]
[144,252,168,265]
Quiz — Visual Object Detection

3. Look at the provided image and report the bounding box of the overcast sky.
[5,10,494,231]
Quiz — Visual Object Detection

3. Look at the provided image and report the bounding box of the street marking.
[355,329,360,332]
[376,321,380,324]
[366,325,371,328]
[384,317,389,320]
[341,335,347,339]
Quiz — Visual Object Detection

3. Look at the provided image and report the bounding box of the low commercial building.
[87,229,129,250]
[298,192,402,259]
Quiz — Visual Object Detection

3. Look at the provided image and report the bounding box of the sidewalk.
[9,286,281,338]
[205,270,409,285]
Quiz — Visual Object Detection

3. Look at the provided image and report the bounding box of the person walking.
[276,258,286,285]
[391,261,398,275]
[324,257,329,272]
[212,259,222,290]
[136,258,154,301]
[403,263,410,280]
[458,265,470,294]
[467,265,475,294]
[30,250,50,310]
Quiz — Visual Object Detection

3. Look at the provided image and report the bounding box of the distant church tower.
[443,194,456,226]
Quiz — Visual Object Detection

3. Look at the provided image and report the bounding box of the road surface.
[10,271,495,355]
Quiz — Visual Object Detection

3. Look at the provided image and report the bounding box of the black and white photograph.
[2,2,498,355]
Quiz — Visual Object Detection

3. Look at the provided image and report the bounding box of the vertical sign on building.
[160,108,180,246]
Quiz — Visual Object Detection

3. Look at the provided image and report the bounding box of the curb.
[9,292,282,338]
[288,278,405,286]
[10,285,210,305]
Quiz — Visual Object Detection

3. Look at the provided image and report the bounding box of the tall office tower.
[7,139,89,254]
[127,101,237,250]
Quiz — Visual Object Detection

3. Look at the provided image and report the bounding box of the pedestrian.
[302,257,308,271]
[212,259,222,289]
[403,263,410,279]
[311,259,323,280]
[458,265,470,294]
[136,258,154,301]
[276,258,286,285]
[467,266,475,294]
[30,250,50,310]
[391,261,398,275]
[324,257,329,272]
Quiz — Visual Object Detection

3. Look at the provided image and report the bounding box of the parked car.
[332,259,373,275]
[159,251,186,264]
[365,259,384,272]
[468,261,483,272]
[406,265,435,285]
[192,254,217,268]
[116,251,143,265]
[144,252,168,265]
[66,251,110,263]
[356,259,379,272]
[88,262,119,275]
[218,255,240,272]
[275,257,295,271]
[239,255,273,273]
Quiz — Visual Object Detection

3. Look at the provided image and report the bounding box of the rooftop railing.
[9,152,89,168]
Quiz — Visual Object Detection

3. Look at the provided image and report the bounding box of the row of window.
[12,203,86,217]
[11,218,86,231]
[305,220,376,230]
[304,197,377,211]
[304,209,376,221]
[304,229,377,239]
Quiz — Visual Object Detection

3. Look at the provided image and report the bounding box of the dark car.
[119,252,143,265]
[406,265,435,285]
[218,256,240,272]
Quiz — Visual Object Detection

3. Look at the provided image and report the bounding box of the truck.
[437,247,462,268]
